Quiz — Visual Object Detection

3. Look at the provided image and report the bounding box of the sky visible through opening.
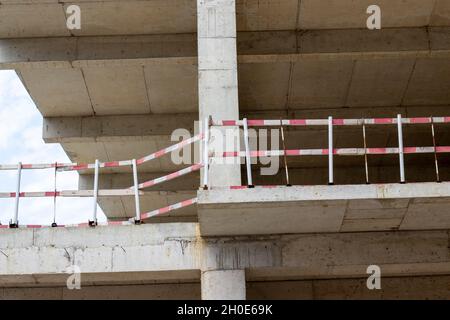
[0,70,105,226]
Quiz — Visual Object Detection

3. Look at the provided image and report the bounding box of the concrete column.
[201,269,246,300]
[197,0,241,187]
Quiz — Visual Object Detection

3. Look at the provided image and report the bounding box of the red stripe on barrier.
[437,146,450,152]
[103,161,119,168]
[410,117,430,124]
[367,148,388,154]
[373,118,394,124]
[333,119,345,125]
[222,120,237,126]
[155,150,166,158]
[107,221,125,226]
[285,150,299,156]
[44,192,60,197]
[181,199,195,206]
[289,119,307,125]
[247,120,265,126]
[72,164,89,170]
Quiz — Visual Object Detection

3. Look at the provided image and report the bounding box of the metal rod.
[132,159,141,222]
[91,159,99,225]
[397,114,406,183]
[431,116,441,182]
[202,117,209,189]
[243,118,254,187]
[328,116,334,185]
[52,162,58,227]
[362,121,369,184]
[11,162,22,227]
[280,119,291,186]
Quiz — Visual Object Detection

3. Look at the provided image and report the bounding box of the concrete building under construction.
[1,0,450,299]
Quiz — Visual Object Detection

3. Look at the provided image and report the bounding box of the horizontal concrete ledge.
[1,224,449,287]
[2,27,450,69]
[197,182,450,236]
[43,113,197,143]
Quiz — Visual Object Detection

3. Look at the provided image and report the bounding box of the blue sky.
[0,70,105,225]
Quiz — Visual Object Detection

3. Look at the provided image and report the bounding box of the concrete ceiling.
[1,0,450,38]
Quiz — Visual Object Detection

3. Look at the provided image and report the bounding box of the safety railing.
[0,133,203,229]
[2,114,450,229]
[203,115,450,188]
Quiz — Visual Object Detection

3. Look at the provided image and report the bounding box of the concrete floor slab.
[238,62,291,111]
[431,0,450,26]
[403,58,450,105]
[82,66,150,115]
[19,68,93,117]
[298,0,437,29]
[144,64,198,113]
[288,59,354,108]
[346,58,415,107]
[197,182,450,236]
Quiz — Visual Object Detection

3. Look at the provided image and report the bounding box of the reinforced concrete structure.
[1,0,450,299]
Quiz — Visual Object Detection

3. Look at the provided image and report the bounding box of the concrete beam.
[2,275,449,299]
[1,223,450,287]
[43,113,197,143]
[2,28,450,70]
[198,182,450,236]
[201,269,246,300]
[1,0,449,40]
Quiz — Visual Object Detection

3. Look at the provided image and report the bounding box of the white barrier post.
[328,116,334,185]
[10,162,22,228]
[90,159,99,226]
[52,162,58,227]
[431,116,441,182]
[397,114,406,183]
[243,118,254,187]
[132,159,141,223]
[202,117,209,189]
[362,121,370,184]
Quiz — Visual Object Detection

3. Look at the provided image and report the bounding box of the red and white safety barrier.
[137,133,203,165]
[213,116,450,127]
[140,198,197,220]
[0,220,134,229]
[0,134,202,172]
[0,162,72,171]
[134,164,203,189]
[0,189,138,199]
[213,146,450,158]
[58,160,133,172]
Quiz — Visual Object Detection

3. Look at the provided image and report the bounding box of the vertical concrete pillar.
[197,0,241,187]
[201,269,246,300]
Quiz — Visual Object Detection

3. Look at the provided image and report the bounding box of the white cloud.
[0,70,105,226]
